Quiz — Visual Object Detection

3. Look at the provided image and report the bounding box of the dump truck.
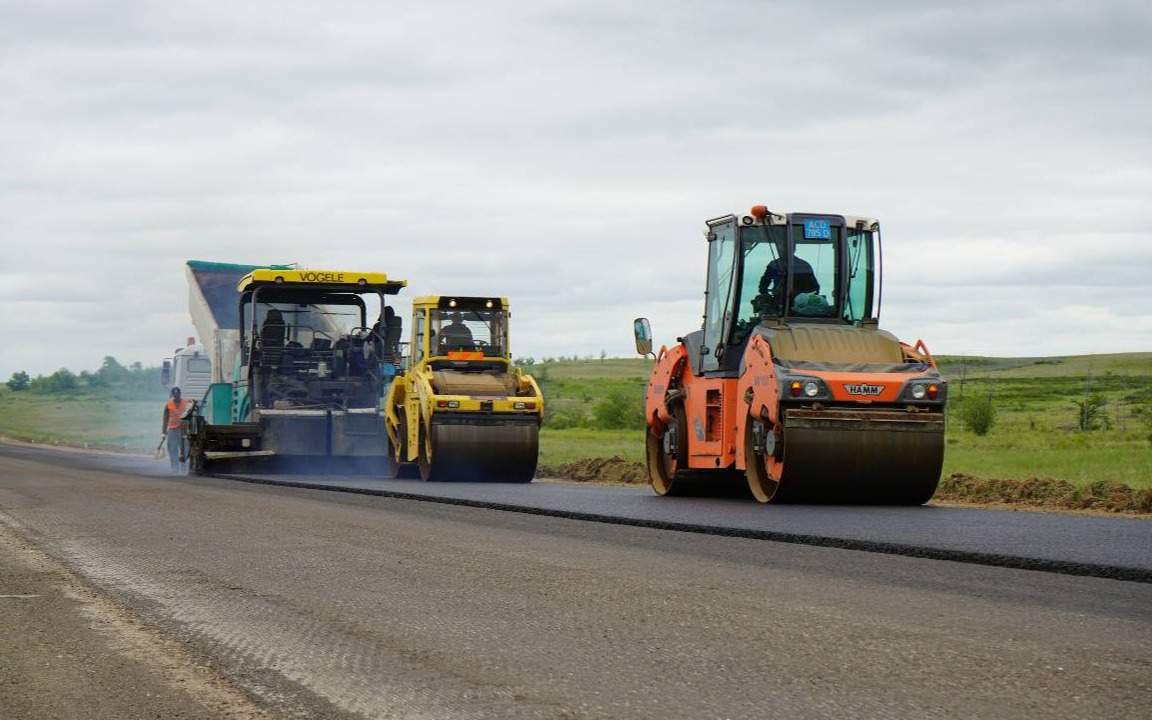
[384,296,542,482]
[182,267,407,474]
[634,206,946,504]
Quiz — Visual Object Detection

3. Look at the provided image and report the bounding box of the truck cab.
[161,338,212,400]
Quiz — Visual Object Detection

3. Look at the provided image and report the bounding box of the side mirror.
[160,360,172,386]
[633,317,653,356]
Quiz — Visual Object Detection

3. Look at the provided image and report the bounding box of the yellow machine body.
[384,296,542,482]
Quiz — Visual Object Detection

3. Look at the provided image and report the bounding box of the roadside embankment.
[538,458,1152,515]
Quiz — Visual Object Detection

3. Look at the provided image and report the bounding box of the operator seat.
[260,309,286,367]
[383,310,402,358]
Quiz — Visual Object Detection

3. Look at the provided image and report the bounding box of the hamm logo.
[844,383,885,396]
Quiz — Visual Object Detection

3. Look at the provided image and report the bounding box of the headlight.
[787,377,827,399]
[903,381,943,402]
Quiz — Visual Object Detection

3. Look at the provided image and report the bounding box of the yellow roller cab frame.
[384,295,543,482]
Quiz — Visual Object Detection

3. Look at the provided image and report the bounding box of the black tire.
[388,408,420,479]
[744,417,784,503]
[647,404,689,496]
[188,440,205,476]
[417,423,440,482]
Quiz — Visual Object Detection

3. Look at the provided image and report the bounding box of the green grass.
[0,389,158,451]
[936,352,1152,378]
[540,428,645,467]
[530,353,1152,490]
[3,352,1150,490]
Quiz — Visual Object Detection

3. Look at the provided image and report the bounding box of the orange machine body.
[645,336,940,471]
[640,208,947,504]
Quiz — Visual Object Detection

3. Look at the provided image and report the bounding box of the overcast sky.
[1,0,1150,377]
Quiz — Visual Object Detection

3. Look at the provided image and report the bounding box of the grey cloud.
[0,0,1149,375]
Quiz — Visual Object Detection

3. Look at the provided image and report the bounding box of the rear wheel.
[387,408,419,479]
[744,416,785,503]
[187,432,206,476]
[417,423,440,482]
[647,404,689,496]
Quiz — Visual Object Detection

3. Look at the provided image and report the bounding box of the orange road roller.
[634,206,946,504]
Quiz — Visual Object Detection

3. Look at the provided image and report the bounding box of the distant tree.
[6,371,30,391]
[1073,393,1109,431]
[80,370,107,388]
[52,368,78,392]
[98,356,128,384]
[600,350,607,362]
[959,394,997,436]
[545,408,586,429]
[31,368,78,394]
[592,389,646,430]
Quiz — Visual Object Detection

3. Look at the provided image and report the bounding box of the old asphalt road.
[1,443,1150,719]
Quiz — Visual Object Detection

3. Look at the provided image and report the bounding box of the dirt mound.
[937,473,1152,514]
[539,459,1151,515]
[538,456,648,485]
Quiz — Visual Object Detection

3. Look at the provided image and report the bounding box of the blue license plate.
[803,219,831,240]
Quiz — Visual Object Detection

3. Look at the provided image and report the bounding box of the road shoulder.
[0,517,275,720]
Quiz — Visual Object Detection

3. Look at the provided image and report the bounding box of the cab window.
[413,312,426,363]
[733,225,787,342]
[789,224,840,318]
[843,229,875,324]
[702,221,737,371]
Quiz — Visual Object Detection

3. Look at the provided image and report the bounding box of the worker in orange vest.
[161,387,191,473]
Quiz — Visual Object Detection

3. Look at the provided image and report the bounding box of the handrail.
[901,339,937,369]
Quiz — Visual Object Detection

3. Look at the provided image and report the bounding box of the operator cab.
[635,206,884,377]
[237,270,407,410]
[410,296,510,372]
[702,208,881,375]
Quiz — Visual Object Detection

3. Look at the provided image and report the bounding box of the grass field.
[0,391,159,451]
[2,352,1150,490]
[537,353,1152,490]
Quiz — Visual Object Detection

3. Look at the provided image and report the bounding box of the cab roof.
[709,209,880,231]
[237,268,407,294]
[412,295,509,310]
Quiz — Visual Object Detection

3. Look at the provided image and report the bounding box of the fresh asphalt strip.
[5,442,1147,583]
[212,473,1152,584]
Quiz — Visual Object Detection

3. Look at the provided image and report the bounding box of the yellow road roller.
[384,296,543,482]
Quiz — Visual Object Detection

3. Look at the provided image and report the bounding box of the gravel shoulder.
[0,517,275,720]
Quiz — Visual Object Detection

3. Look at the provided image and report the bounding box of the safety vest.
[166,398,190,430]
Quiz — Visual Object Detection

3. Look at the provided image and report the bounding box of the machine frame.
[637,207,946,504]
[184,268,407,474]
[385,295,543,482]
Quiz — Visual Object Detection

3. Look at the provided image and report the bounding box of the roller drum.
[423,417,539,483]
[775,408,944,504]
